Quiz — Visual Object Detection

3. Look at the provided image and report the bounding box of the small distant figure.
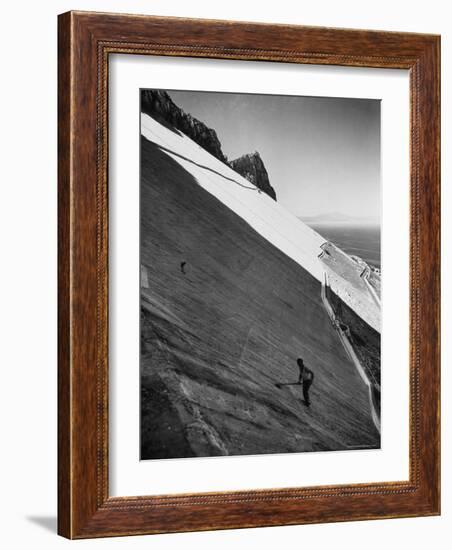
[180,261,187,275]
[297,357,314,407]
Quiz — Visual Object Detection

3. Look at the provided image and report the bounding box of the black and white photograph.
[140,89,381,460]
[1,0,445,545]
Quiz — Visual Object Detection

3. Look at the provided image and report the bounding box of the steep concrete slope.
[141,113,380,333]
[140,135,380,459]
[141,113,326,284]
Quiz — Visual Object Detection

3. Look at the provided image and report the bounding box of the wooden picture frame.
[58,11,440,539]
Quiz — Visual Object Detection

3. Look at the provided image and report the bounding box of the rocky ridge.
[141,90,227,163]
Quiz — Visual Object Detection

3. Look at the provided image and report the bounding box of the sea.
[308,223,381,269]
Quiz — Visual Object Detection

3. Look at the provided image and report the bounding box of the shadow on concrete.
[275,382,301,388]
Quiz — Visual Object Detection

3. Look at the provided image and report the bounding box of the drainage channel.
[320,271,381,434]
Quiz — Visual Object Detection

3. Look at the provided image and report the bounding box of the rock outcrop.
[141,90,228,164]
[229,152,277,200]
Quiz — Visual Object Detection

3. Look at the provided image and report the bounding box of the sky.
[167,90,380,223]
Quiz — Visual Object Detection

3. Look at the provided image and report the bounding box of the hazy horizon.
[299,211,380,225]
[166,90,380,223]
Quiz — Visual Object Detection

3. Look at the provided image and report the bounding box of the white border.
[109,55,409,497]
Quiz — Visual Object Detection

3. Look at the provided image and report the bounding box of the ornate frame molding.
[58,11,440,538]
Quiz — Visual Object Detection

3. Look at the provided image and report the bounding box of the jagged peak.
[229,151,276,201]
[231,150,261,162]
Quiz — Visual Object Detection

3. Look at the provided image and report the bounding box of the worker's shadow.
[275,381,301,389]
[275,382,312,408]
